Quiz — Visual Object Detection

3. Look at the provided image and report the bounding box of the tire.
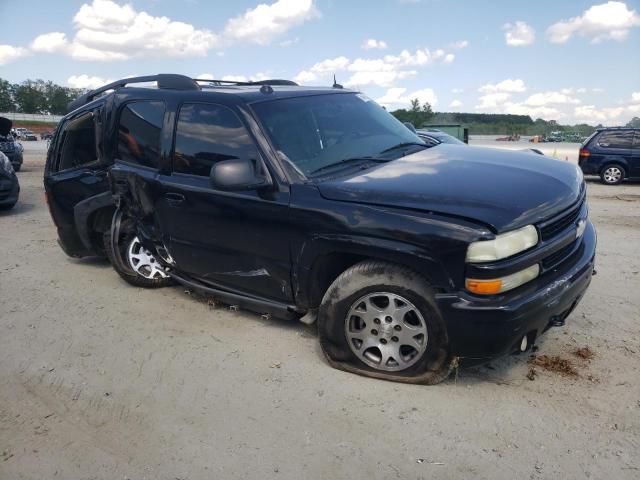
[0,201,17,210]
[104,219,172,288]
[12,164,21,172]
[318,260,453,385]
[600,164,625,185]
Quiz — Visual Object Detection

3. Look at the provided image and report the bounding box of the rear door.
[44,107,109,256]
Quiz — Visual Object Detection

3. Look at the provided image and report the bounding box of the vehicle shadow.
[0,201,35,216]
[585,176,640,185]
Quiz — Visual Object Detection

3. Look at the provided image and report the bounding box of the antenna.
[332,74,343,89]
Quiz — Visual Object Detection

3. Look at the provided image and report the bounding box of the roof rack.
[193,78,298,87]
[67,74,200,113]
[67,75,300,113]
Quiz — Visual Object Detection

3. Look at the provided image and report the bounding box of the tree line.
[0,77,86,115]
[390,97,638,135]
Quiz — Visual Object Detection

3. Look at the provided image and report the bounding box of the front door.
[156,102,293,302]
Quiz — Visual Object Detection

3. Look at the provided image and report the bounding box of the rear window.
[597,130,633,149]
[117,101,165,168]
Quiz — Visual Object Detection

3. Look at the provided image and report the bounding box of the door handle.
[165,192,186,205]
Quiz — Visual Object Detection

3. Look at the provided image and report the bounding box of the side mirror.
[210,157,272,191]
[404,122,417,133]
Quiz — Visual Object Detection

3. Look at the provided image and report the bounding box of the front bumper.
[0,174,20,206]
[436,220,596,362]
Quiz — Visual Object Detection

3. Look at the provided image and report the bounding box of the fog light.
[466,264,540,295]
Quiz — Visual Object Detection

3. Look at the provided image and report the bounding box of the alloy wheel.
[603,166,623,184]
[127,236,169,280]
[345,292,428,372]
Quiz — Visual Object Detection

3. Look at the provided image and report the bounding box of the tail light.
[579,148,590,158]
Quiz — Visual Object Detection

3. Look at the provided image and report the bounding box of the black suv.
[579,127,640,184]
[44,74,596,384]
[0,120,24,172]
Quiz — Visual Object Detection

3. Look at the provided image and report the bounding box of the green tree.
[626,117,640,128]
[14,80,48,113]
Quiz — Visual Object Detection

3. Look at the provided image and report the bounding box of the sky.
[1,0,639,125]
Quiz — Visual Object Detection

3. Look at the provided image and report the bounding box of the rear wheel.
[600,164,625,185]
[318,260,453,384]
[104,220,172,288]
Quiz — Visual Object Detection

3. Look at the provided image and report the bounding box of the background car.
[578,127,639,185]
[416,129,466,145]
[0,150,19,210]
[0,117,24,172]
[21,129,38,141]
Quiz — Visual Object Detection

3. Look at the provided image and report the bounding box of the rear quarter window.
[596,131,633,149]
[117,101,165,168]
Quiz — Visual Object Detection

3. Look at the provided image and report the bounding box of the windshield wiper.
[379,142,427,155]
[309,156,386,176]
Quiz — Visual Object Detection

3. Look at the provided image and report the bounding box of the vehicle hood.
[316,145,584,232]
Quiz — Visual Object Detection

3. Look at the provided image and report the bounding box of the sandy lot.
[1,142,639,480]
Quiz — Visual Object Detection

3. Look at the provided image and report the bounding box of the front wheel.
[318,260,453,384]
[600,164,625,185]
[104,220,172,288]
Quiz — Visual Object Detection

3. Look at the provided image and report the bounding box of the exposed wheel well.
[307,252,367,308]
[88,206,116,254]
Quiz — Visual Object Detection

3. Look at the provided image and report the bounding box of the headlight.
[0,152,13,174]
[466,264,540,295]
[466,225,538,262]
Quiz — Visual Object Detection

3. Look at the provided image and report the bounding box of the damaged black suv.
[44,74,596,384]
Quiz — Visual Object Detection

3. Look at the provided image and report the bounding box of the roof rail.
[67,74,200,113]
[193,78,298,87]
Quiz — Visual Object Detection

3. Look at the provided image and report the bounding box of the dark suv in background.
[579,127,639,184]
[44,74,596,384]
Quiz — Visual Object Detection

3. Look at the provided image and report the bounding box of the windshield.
[252,93,425,176]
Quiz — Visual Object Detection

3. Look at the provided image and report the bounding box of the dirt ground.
[1,141,639,479]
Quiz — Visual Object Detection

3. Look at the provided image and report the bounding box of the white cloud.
[478,78,526,94]
[632,92,640,102]
[66,0,219,60]
[294,46,455,89]
[31,32,69,53]
[449,40,469,49]
[524,91,581,106]
[30,0,318,62]
[362,38,388,50]
[293,56,349,84]
[376,87,438,109]
[449,99,463,108]
[547,1,640,43]
[67,74,112,89]
[223,0,318,45]
[503,21,536,46]
[451,88,464,94]
[279,37,299,47]
[0,45,29,65]
[476,92,512,110]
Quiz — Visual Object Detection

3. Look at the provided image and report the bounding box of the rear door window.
[173,103,257,177]
[597,131,633,149]
[117,101,165,168]
[54,112,98,172]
